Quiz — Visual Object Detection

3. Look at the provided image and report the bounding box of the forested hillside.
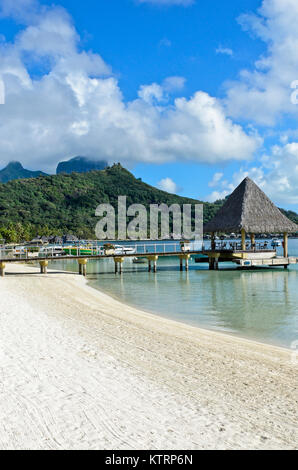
[0,164,296,242]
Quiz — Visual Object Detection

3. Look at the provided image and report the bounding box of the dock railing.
[0,241,203,261]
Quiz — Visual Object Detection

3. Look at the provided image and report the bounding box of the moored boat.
[271,238,282,248]
[132,257,147,264]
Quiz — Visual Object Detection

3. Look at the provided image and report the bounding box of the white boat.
[13,246,26,256]
[114,245,136,255]
[271,238,282,248]
[132,257,147,264]
[233,250,276,260]
[40,246,65,257]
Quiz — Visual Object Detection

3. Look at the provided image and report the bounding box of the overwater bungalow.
[204,177,298,269]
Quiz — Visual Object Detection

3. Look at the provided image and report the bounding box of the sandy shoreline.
[0,263,297,450]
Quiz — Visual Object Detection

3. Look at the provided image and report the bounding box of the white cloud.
[157,177,180,193]
[162,76,186,92]
[137,0,194,6]
[0,0,260,173]
[208,172,223,188]
[216,46,233,57]
[0,0,39,23]
[225,0,298,125]
[207,142,298,206]
[138,83,164,104]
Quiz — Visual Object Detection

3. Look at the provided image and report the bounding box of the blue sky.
[1,0,298,209]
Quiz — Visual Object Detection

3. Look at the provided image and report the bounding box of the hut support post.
[250,233,255,250]
[211,232,216,251]
[241,229,246,251]
[283,232,288,258]
[209,258,215,270]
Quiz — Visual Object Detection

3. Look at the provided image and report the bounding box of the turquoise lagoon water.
[50,240,298,349]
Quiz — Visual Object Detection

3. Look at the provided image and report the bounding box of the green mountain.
[0,161,48,183]
[0,163,296,243]
[0,164,222,242]
[56,156,108,175]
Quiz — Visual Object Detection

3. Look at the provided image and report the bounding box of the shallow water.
[51,239,298,349]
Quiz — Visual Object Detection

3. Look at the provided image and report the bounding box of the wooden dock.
[0,244,201,277]
[0,243,297,277]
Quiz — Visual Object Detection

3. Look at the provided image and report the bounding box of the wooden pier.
[0,244,202,277]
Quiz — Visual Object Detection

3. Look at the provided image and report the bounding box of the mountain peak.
[0,161,47,183]
[6,161,24,170]
[56,156,108,175]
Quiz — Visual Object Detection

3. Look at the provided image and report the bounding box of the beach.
[0,263,297,450]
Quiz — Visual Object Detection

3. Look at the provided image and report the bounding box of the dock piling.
[147,255,158,273]
[179,254,191,272]
[78,259,88,276]
[0,262,5,277]
[114,257,125,274]
[39,260,48,274]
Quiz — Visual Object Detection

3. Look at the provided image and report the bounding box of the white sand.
[0,263,297,450]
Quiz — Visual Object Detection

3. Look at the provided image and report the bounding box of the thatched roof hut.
[204,177,298,234]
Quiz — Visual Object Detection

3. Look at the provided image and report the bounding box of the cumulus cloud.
[158,177,181,193]
[207,142,298,206]
[162,76,186,92]
[0,0,259,173]
[225,0,298,125]
[0,0,39,23]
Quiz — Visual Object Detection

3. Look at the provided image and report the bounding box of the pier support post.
[78,259,88,276]
[39,260,48,274]
[283,232,288,258]
[147,255,159,273]
[114,257,124,274]
[209,258,214,270]
[0,262,5,277]
[179,254,191,272]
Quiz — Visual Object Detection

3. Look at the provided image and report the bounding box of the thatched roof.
[204,177,298,234]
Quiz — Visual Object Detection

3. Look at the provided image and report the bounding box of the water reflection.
[49,240,298,348]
